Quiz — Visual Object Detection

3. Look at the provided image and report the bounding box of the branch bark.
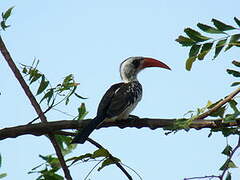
[0,118,239,141]
[0,36,72,180]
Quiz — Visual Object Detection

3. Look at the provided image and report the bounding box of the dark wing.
[105,83,134,118]
[96,82,124,118]
[97,81,142,119]
[72,83,124,144]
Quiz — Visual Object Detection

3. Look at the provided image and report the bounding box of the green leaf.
[0,21,10,31]
[98,157,120,171]
[232,60,240,67]
[197,42,213,60]
[227,69,240,77]
[234,17,240,27]
[226,172,231,180]
[67,153,92,165]
[0,173,7,179]
[40,88,54,104]
[39,155,53,163]
[2,7,14,20]
[229,99,237,108]
[30,73,42,84]
[185,56,197,71]
[209,105,226,118]
[229,100,239,114]
[213,39,227,59]
[228,160,237,168]
[224,114,238,123]
[36,75,49,95]
[225,34,240,51]
[219,160,237,171]
[216,127,239,137]
[197,23,224,34]
[39,155,60,170]
[57,74,78,93]
[175,35,196,46]
[189,44,201,57]
[92,148,110,158]
[22,66,28,74]
[222,145,232,156]
[184,28,210,42]
[77,103,88,120]
[29,68,39,81]
[212,19,236,31]
[74,93,87,99]
[231,82,240,87]
[207,99,222,109]
[63,74,73,85]
[65,86,77,105]
[55,135,76,155]
[42,172,64,180]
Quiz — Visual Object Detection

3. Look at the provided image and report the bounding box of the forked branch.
[0,36,72,180]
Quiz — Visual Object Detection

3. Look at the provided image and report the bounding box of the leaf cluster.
[165,101,215,133]
[176,17,240,71]
[28,135,77,180]
[67,148,120,172]
[218,144,238,180]
[227,60,240,87]
[29,147,121,180]
[209,99,240,137]
[28,154,64,180]
[21,60,87,120]
[165,98,240,136]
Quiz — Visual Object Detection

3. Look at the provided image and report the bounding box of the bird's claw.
[128,115,140,120]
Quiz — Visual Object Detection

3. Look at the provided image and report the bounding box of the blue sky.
[0,0,240,179]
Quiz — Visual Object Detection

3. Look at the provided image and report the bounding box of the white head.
[119,56,171,83]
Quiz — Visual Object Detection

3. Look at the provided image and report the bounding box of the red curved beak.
[142,57,171,70]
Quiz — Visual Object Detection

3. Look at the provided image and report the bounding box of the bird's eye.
[132,59,140,68]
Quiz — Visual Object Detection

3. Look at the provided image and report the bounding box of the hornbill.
[72,57,171,144]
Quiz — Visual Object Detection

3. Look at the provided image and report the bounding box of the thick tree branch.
[0,118,240,141]
[0,36,72,180]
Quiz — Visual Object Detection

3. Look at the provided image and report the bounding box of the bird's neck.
[120,67,139,83]
[121,73,138,83]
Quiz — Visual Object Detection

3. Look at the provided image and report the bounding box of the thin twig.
[28,107,75,125]
[184,135,240,180]
[219,135,240,180]
[197,87,240,120]
[184,175,220,180]
[120,163,143,180]
[0,36,72,180]
[83,158,105,180]
[28,105,53,124]
[87,138,133,180]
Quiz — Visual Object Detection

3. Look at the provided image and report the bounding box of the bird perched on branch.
[72,57,171,144]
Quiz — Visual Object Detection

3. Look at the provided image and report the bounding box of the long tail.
[71,116,105,144]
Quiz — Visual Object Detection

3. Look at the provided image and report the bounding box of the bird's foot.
[114,115,139,124]
[128,114,140,121]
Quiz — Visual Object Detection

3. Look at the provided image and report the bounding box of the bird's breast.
[115,81,142,120]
